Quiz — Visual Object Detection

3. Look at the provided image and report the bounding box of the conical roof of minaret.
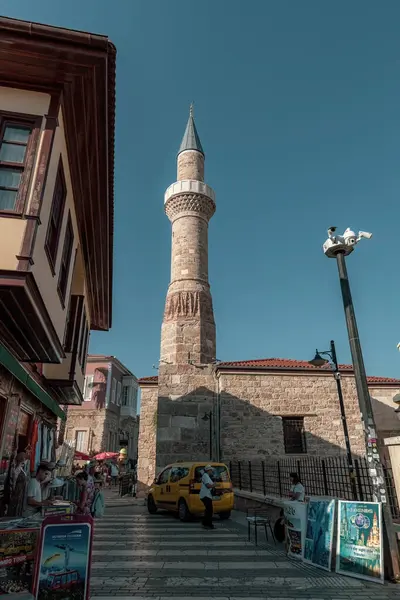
[178,104,204,156]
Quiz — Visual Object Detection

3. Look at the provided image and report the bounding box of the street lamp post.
[309,339,358,501]
[202,411,213,461]
[323,227,400,580]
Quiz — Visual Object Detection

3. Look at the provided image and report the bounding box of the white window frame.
[111,378,116,404]
[117,381,122,406]
[83,374,94,401]
[122,385,130,406]
[75,430,86,452]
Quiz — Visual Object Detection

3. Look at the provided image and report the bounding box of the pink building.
[65,355,139,459]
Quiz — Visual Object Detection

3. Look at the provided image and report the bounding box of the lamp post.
[309,340,358,500]
[202,411,213,461]
[323,226,399,580]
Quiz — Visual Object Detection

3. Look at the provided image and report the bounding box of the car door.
[155,467,171,507]
[165,466,189,509]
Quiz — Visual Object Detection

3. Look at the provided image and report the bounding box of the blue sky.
[3,0,400,379]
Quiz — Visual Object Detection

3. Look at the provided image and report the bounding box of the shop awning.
[0,344,66,420]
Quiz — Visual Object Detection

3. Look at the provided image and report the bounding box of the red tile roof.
[217,358,400,384]
[138,376,159,385]
[138,358,400,386]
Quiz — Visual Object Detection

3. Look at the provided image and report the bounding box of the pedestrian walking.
[200,464,216,529]
[75,471,95,515]
[289,472,305,501]
[110,461,119,487]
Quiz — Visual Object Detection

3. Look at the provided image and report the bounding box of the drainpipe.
[216,372,221,462]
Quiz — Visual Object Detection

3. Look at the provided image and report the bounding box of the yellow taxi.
[147,461,234,521]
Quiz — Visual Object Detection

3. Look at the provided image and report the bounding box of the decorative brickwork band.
[163,290,215,323]
[165,193,216,222]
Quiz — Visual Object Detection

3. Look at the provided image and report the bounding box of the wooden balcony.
[43,295,87,405]
[0,271,64,363]
[45,359,84,405]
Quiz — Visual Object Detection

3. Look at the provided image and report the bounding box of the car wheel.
[219,511,231,520]
[178,499,191,522]
[147,495,157,514]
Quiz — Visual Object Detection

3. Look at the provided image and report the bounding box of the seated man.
[23,463,54,517]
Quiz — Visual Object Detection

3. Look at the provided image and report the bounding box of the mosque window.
[282,417,307,454]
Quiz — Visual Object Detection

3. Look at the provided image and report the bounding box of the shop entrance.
[17,410,31,453]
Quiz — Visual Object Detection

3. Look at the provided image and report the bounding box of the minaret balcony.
[164,180,215,205]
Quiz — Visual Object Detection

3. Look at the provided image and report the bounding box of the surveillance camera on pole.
[322,224,400,580]
[323,227,373,258]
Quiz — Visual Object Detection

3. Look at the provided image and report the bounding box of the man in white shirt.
[199,465,216,529]
[23,463,54,517]
[289,472,305,502]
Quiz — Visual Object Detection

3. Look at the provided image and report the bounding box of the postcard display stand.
[336,500,384,584]
[304,497,336,572]
[283,501,307,559]
[33,515,94,600]
[0,527,39,595]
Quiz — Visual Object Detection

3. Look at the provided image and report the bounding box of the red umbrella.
[93,451,119,461]
[74,451,91,460]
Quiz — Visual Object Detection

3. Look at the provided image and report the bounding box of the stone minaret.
[137,108,218,491]
[161,105,216,365]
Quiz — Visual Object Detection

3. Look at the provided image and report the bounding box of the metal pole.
[336,251,400,580]
[209,412,213,461]
[330,340,358,500]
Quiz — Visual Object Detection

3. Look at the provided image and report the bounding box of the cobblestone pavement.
[90,492,400,600]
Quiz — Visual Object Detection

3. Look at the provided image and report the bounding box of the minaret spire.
[178,103,204,157]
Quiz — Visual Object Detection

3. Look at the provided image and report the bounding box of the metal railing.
[229,457,400,520]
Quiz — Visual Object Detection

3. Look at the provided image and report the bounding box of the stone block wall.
[369,385,400,443]
[170,214,209,283]
[136,383,158,495]
[156,363,216,469]
[218,371,367,460]
[65,408,119,454]
[177,150,204,181]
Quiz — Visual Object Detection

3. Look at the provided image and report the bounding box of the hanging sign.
[336,500,384,584]
[304,498,335,571]
[283,501,307,559]
[33,515,93,600]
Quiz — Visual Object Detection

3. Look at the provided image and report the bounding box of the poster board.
[33,515,93,600]
[283,501,307,559]
[0,528,38,594]
[304,497,335,571]
[336,500,384,584]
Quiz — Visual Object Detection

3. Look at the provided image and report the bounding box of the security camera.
[327,227,336,238]
[343,228,357,246]
[358,231,372,240]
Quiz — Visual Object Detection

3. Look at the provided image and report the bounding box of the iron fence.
[229,457,400,520]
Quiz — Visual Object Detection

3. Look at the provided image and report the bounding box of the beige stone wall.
[156,364,216,469]
[65,409,118,454]
[136,384,159,494]
[177,150,204,181]
[369,386,400,439]
[171,214,209,282]
[136,368,400,495]
[218,371,367,460]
